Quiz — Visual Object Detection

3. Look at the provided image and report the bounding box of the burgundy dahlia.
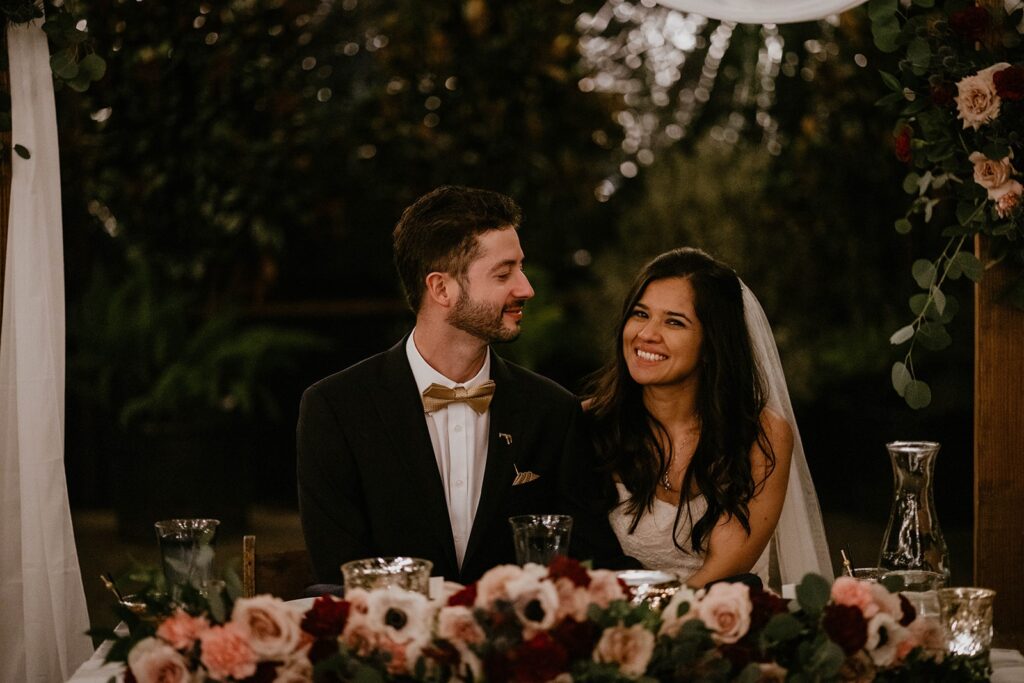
[447,582,478,607]
[550,617,601,660]
[821,603,868,655]
[994,65,1024,101]
[300,595,350,638]
[547,555,591,587]
[949,6,991,41]
[508,633,569,683]
[748,587,789,632]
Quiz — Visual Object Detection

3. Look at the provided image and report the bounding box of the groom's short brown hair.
[392,186,522,312]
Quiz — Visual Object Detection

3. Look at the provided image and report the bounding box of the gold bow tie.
[421,381,496,414]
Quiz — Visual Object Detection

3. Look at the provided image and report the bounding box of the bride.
[584,247,832,589]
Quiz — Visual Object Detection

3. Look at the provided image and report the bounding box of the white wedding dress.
[609,482,771,584]
[608,285,832,589]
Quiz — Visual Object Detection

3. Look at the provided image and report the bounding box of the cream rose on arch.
[969,151,1015,196]
[956,63,1011,130]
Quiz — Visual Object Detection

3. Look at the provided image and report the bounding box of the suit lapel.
[463,352,521,570]
[373,337,459,574]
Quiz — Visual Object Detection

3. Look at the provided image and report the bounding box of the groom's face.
[447,227,534,343]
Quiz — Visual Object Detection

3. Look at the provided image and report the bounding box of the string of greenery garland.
[871,0,1024,409]
[1,0,105,159]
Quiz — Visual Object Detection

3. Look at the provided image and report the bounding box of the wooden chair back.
[241,534,315,600]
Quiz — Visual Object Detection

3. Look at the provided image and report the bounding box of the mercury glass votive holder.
[617,569,682,610]
[938,587,996,657]
[341,557,433,596]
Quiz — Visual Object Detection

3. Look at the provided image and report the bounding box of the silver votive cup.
[938,587,996,657]
[341,557,433,596]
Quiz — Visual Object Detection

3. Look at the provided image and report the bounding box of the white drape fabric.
[741,284,834,585]
[655,0,868,24]
[0,18,92,683]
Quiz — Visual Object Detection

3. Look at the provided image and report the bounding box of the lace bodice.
[609,482,769,584]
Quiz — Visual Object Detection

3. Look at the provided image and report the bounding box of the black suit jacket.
[297,337,634,584]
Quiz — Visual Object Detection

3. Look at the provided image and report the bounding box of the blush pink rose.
[231,595,303,660]
[995,182,1024,217]
[956,63,1011,130]
[586,570,627,608]
[592,623,656,678]
[830,577,879,618]
[553,577,591,621]
[697,582,752,644]
[969,151,1015,195]
[199,622,258,681]
[156,609,210,651]
[127,637,191,683]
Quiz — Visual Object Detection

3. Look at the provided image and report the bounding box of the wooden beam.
[974,234,1024,650]
[0,28,11,333]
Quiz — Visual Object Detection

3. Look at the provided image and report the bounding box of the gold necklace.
[658,429,700,491]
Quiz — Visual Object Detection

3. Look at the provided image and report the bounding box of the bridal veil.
[742,283,834,585]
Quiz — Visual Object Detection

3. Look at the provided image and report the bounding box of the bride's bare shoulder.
[759,408,794,461]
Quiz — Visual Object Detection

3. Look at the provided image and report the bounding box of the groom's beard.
[448,292,526,344]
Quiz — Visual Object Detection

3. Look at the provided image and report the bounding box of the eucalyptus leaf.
[982,142,1010,161]
[954,251,983,282]
[796,574,830,615]
[909,293,928,316]
[890,324,915,345]
[946,256,963,280]
[956,200,983,226]
[872,15,902,53]
[875,92,905,108]
[912,259,937,289]
[880,70,901,92]
[49,51,78,80]
[762,613,803,643]
[902,97,929,116]
[80,53,107,82]
[942,223,976,237]
[905,380,932,409]
[807,640,846,677]
[895,218,912,234]
[902,172,921,194]
[891,361,912,396]
[907,38,931,68]
[868,0,898,21]
[916,321,952,350]
[931,286,946,315]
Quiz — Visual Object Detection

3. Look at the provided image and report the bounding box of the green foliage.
[872,0,1024,407]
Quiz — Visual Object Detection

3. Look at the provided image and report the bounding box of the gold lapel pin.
[499,432,512,445]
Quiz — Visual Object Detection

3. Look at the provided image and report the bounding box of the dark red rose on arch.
[949,6,991,41]
[301,595,350,638]
[822,603,868,655]
[894,126,913,163]
[994,65,1024,101]
[930,83,956,106]
[547,556,591,587]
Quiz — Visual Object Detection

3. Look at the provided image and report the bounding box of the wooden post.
[974,234,1024,650]
[0,27,11,331]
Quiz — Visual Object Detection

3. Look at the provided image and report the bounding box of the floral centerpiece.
[870,0,1024,408]
[93,558,989,682]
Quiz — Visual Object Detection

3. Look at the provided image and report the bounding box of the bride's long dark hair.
[585,247,774,554]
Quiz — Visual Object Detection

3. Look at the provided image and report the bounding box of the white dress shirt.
[406,332,491,569]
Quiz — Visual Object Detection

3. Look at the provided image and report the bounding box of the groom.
[297,186,633,585]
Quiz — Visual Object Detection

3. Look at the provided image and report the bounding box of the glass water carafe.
[878,441,949,580]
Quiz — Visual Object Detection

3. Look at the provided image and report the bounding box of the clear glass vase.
[878,441,950,580]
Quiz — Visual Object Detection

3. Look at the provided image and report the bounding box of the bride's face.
[622,277,704,388]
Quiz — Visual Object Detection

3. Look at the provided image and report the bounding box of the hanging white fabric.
[655,0,868,24]
[0,16,93,683]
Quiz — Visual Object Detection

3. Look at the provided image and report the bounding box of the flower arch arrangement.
[870,0,1024,408]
